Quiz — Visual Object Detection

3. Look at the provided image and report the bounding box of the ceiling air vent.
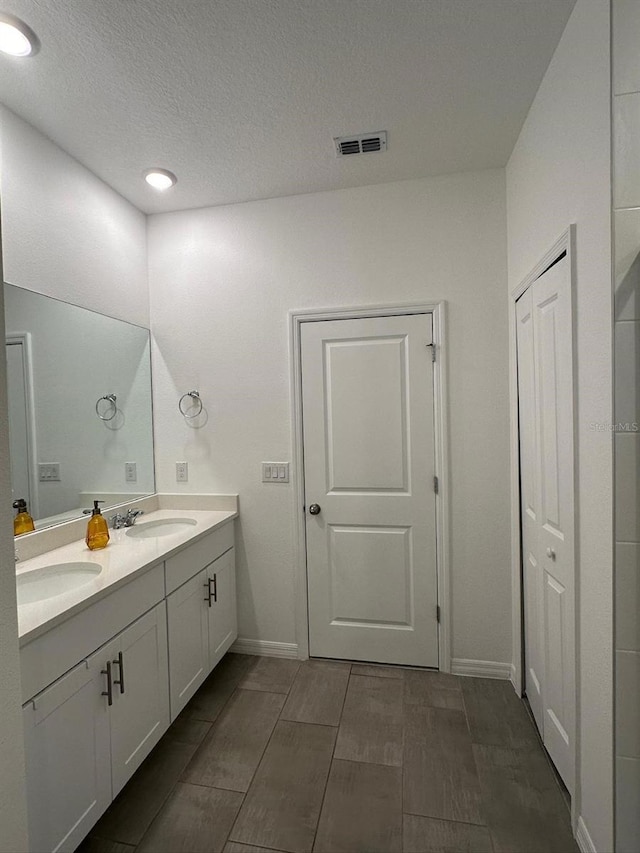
[334,131,387,157]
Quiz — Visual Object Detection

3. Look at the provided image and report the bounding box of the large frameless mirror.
[4,283,155,531]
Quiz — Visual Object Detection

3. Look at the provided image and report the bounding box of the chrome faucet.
[110,508,145,529]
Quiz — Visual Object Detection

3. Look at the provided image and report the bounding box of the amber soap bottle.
[13,498,35,536]
[85,500,110,550]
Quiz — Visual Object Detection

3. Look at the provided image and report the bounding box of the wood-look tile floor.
[79,654,578,853]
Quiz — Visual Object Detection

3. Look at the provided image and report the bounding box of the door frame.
[289,301,451,671]
[508,225,579,821]
[6,332,39,519]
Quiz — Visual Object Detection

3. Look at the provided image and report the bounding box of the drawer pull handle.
[212,573,217,603]
[113,651,125,694]
[101,661,113,706]
[204,578,214,607]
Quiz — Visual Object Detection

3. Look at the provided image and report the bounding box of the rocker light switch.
[262,462,289,483]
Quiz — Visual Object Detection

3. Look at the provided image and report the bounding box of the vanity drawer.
[165,521,234,595]
[20,562,165,703]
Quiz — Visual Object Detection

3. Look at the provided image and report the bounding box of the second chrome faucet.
[109,508,145,529]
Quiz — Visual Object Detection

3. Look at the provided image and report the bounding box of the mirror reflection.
[4,283,155,531]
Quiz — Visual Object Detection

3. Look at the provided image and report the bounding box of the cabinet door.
[23,658,111,853]
[207,548,237,669]
[167,567,210,720]
[105,602,170,796]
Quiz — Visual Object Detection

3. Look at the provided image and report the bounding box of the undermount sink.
[125,517,197,539]
[17,562,102,606]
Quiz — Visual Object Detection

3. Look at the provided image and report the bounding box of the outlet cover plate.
[176,461,188,483]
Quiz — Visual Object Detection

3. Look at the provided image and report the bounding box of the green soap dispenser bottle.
[85,500,110,550]
[13,498,35,536]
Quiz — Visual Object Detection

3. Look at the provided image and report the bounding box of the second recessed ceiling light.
[144,168,177,190]
[0,12,39,57]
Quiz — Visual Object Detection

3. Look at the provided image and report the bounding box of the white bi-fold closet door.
[516,254,575,795]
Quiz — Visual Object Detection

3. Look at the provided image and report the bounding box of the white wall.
[0,196,28,850]
[0,106,148,327]
[506,1,613,849]
[611,3,640,851]
[148,169,511,666]
[0,102,150,851]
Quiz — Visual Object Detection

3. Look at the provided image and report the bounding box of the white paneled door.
[516,255,575,794]
[301,314,438,667]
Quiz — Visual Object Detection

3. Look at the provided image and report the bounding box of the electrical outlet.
[38,463,60,482]
[262,462,290,483]
[176,461,188,483]
[125,462,137,483]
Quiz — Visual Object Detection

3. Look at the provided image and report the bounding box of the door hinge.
[426,342,436,362]
[433,475,439,494]
[436,605,441,623]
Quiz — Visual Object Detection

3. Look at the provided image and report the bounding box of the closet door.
[517,254,575,795]
[516,289,545,734]
[531,258,575,793]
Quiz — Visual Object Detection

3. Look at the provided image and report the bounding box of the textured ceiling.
[0,0,575,214]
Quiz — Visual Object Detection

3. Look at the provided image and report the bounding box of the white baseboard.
[575,817,596,853]
[451,658,513,679]
[230,638,299,659]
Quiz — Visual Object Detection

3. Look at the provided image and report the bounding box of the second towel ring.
[96,394,117,421]
[179,390,203,419]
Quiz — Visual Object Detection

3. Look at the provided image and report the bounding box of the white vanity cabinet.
[166,524,237,718]
[23,601,169,853]
[166,567,210,716]
[97,602,169,796]
[207,547,237,668]
[20,514,237,853]
[22,656,111,853]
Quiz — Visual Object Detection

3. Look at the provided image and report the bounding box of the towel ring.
[96,394,117,421]
[179,390,203,419]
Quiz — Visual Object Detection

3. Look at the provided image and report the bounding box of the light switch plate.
[176,461,188,483]
[262,462,290,483]
[125,462,137,483]
[38,463,60,482]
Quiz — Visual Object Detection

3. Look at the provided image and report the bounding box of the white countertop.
[16,508,237,644]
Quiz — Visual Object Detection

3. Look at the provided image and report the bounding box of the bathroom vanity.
[16,505,237,853]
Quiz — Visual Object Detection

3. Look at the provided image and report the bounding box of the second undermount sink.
[125,517,198,539]
[17,562,103,606]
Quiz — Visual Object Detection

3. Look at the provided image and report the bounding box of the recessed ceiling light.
[144,168,177,190]
[0,13,39,57]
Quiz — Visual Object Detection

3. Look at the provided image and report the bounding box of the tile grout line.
[217,681,250,851]
[224,659,299,849]
[334,754,402,769]
[135,660,255,851]
[519,692,573,816]
[309,662,352,853]
[461,679,574,851]
[459,679,494,847]
[401,810,491,829]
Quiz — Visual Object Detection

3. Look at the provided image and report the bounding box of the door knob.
[308,504,321,515]
[546,547,556,560]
